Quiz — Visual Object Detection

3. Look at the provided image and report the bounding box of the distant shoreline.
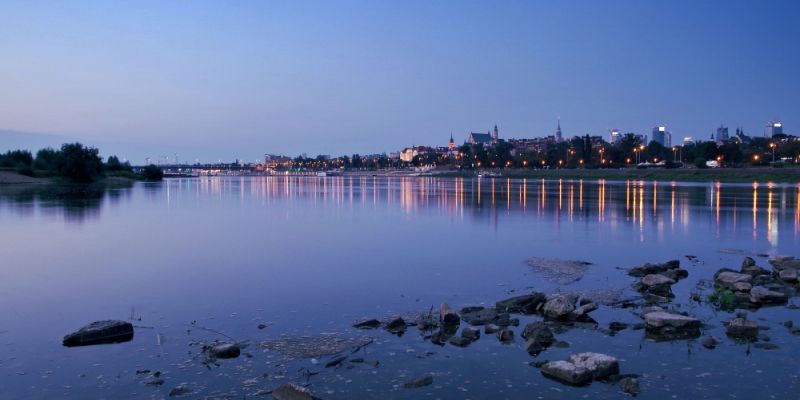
[429,167,800,183]
[0,170,139,186]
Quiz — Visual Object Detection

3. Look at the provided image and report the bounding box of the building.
[651,126,671,147]
[609,129,621,144]
[765,121,784,137]
[555,119,563,142]
[263,154,293,168]
[400,147,418,163]
[448,133,456,152]
[467,132,493,146]
[714,125,729,144]
[683,136,695,146]
[491,125,499,143]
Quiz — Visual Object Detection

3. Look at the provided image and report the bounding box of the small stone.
[749,286,788,305]
[353,319,381,329]
[461,327,480,341]
[271,383,320,399]
[495,292,547,314]
[567,352,620,379]
[619,377,640,396]
[385,317,407,334]
[779,268,798,283]
[402,373,433,389]
[484,323,501,334]
[496,328,514,343]
[168,383,191,397]
[448,336,472,347]
[726,317,759,341]
[609,322,629,331]
[701,336,719,349]
[209,343,240,359]
[543,296,576,320]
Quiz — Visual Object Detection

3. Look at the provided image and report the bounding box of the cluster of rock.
[629,260,688,300]
[712,257,794,309]
[538,352,638,396]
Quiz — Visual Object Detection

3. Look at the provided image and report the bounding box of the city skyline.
[1,1,799,162]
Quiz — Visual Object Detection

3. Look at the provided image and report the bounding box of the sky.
[1,0,798,163]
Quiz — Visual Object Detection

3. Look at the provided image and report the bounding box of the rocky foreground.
[60,255,800,398]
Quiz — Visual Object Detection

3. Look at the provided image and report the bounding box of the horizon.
[1,1,799,163]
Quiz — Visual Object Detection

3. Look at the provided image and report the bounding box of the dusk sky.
[1,0,798,163]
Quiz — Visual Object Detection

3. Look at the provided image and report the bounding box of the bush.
[0,150,33,168]
[106,155,133,172]
[141,164,163,181]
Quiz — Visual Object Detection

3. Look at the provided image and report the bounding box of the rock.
[62,320,134,347]
[609,322,629,331]
[439,303,460,326]
[416,314,438,331]
[628,260,680,277]
[353,319,381,329]
[732,282,752,292]
[495,292,547,314]
[749,286,788,305]
[540,360,592,386]
[494,313,519,327]
[543,296,576,320]
[385,317,407,334]
[258,323,269,330]
[461,327,480,341]
[402,373,433,389]
[448,336,472,347]
[779,268,798,283]
[529,359,549,368]
[636,274,676,296]
[769,256,800,272]
[570,302,598,320]
[715,270,753,291]
[701,336,719,349]
[209,343,241,359]
[568,352,620,379]
[324,356,346,368]
[754,342,779,350]
[784,321,794,328]
[660,268,689,281]
[726,317,759,341]
[619,377,640,396]
[742,256,756,268]
[459,307,498,326]
[526,257,592,285]
[271,383,320,400]
[496,328,514,343]
[522,322,555,355]
[168,383,191,397]
[643,311,701,339]
[484,323,501,334]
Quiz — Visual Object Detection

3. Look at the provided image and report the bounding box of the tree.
[141,164,163,181]
[55,143,104,183]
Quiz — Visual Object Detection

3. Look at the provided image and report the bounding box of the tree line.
[0,143,163,182]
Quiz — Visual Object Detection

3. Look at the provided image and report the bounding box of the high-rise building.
[765,121,783,137]
[609,129,621,144]
[651,126,671,147]
[555,119,563,142]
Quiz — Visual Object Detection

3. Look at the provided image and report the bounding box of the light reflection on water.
[0,176,799,399]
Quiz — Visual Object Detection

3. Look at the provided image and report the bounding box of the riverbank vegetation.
[0,143,162,183]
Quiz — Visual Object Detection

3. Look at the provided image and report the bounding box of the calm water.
[1,176,799,399]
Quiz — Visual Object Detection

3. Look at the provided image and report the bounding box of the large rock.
[726,317,759,341]
[749,286,788,305]
[271,383,321,400]
[628,260,680,277]
[439,303,460,326]
[540,360,592,386]
[568,352,620,379]
[495,292,547,314]
[459,307,498,326]
[522,322,555,355]
[62,320,134,347]
[385,317,407,335]
[635,274,675,296]
[779,268,798,283]
[570,302,598,320]
[543,296,576,320]
[643,311,701,339]
[715,270,753,291]
[769,256,800,272]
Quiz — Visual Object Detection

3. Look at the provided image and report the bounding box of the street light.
[769,142,777,162]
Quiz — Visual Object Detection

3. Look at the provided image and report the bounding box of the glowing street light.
[769,142,777,162]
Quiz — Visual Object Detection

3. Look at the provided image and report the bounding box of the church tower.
[448,132,455,151]
[555,118,563,142]
[492,124,499,144]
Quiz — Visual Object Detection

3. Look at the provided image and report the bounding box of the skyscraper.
[651,126,671,147]
[714,125,729,144]
[765,121,783,137]
[609,129,621,144]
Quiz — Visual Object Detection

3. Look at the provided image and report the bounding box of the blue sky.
[1,1,798,163]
